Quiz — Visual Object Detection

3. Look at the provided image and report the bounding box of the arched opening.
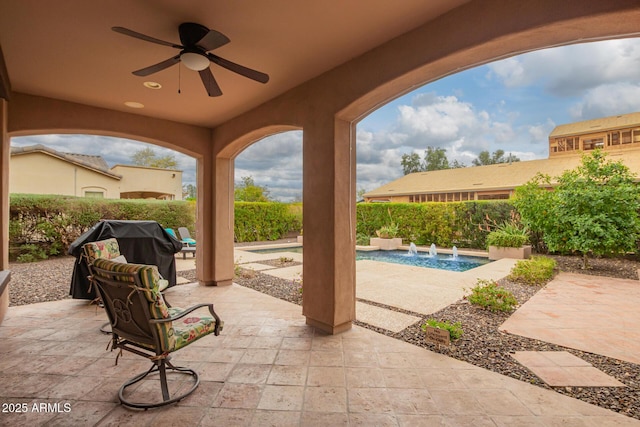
[234,131,303,204]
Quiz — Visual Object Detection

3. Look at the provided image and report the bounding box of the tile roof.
[364,149,640,198]
[550,112,640,138]
[10,144,121,179]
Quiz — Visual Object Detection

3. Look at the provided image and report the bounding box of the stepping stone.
[511,351,626,387]
[355,302,421,333]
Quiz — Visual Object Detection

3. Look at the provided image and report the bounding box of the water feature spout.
[429,243,437,257]
[408,242,418,256]
[452,246,458,259]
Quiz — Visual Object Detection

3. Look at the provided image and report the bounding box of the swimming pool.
[355,250,490,272]
[245,246,490,272]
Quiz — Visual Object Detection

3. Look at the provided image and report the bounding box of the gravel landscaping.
[7,252,640,420]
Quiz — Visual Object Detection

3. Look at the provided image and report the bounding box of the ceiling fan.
[112,22,269,97]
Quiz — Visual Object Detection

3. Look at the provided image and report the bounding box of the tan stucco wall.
[10,152,120,198]
[111,165,183,200]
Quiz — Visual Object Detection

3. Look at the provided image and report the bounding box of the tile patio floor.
[2,275,639,425]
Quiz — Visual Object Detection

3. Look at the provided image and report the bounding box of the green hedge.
[356,201,516,249]
[9,195,513,262]
[234,202,302,242]
[10,194,195,262]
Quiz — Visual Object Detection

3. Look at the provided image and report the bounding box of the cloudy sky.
[12,38,640,201]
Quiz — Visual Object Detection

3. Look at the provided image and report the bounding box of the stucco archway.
[2,1,639,331]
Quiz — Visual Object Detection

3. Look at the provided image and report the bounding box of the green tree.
[183,184,196,200]
[234,176,271,202]
[401,152,423,175]
[400,146,464,175]
[132,147,178,169]
[472,149,520,166]
[514,150,640,268]
[424,147,449,171]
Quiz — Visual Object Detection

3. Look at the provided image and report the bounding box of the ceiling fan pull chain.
[178,63,181,94]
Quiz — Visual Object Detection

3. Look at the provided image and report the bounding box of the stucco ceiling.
[0,0,468,128]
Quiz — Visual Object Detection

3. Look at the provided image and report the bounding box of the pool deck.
[233,246,517,320]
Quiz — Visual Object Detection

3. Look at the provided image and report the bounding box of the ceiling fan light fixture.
[181,51,209,71]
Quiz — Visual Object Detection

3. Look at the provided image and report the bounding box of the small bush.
[16,244,48,263]
[376,222,399,239]
[508,256,556,285]
[421,318,463,340]
[356,232,370,246]
[466,279,518,312]
[486,221,529,248]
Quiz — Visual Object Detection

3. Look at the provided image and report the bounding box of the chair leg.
[158,360,170,402]
[118,359,200,409]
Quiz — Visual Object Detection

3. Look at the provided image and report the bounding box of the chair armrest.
[149,303,223,335]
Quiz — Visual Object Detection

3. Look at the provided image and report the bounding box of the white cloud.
[569,82,640,120]
[234,131,303,202]
[487,38,640,97]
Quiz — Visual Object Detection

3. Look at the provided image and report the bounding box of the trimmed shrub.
[234,202,301,242]
[356,201,516,249]
[508,256,556,285]
[9,194,195,262]
[466,279,518,312]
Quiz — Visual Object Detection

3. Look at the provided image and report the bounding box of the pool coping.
[236,243,490,259]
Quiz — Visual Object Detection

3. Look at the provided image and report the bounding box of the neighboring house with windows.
[10,144,183,200]
[364,112,640,203]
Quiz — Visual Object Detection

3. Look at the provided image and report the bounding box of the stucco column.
[197,146,234,286]
[302,116,356,334]
[0,99,10,324]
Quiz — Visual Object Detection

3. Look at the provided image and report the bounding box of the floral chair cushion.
[168,307,223,351]
[83,238,121,261]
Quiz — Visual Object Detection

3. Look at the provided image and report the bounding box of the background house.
[10,144,182,200]
[364,112,640,203]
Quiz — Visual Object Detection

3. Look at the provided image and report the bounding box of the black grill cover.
[68,220,183,299]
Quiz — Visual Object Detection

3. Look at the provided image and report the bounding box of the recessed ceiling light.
[124,101,144,109]
[143,81,162,90]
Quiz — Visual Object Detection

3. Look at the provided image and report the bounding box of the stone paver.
[500,272,640,365]
[355,301,421,332]
[512,351,626,387]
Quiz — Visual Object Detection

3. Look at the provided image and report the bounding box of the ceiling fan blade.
[132,55,180,76]
[198,68,223,97]
[196,29,230,51]
[112,26,183,49]
[206,53,269,83]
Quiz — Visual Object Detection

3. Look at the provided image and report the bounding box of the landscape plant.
[514,150,640,269]
[421,318,463,340]
[485,221,529,248]
[466,279,518,312]
[507,256,556,285]
[356,201,515,248]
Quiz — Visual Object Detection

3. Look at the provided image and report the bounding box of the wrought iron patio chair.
[88,257,223,409]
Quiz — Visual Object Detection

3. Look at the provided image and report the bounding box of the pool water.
[246,246,490,272]
[355,250,490,272]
